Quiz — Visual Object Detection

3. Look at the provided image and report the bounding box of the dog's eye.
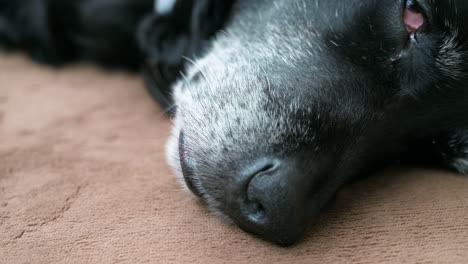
[403,0,425,35]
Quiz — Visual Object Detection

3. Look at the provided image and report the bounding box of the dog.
[0,0,234,109]
[1,0,468,246]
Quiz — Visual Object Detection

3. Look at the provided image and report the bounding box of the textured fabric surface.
[1,54,467,263]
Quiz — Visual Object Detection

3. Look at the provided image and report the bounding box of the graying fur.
[166,0,468,227]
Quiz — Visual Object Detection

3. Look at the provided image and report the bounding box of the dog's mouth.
[178,131,202,197]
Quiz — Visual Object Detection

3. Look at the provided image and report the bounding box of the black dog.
[2,0,468,246]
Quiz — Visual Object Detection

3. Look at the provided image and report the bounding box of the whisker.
[182,56,215,92]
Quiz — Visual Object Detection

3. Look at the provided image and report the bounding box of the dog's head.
[166,0,468,245]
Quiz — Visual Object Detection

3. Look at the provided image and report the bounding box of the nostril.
[245,200,266,223]
[239,159,280,224]
[241,159,279,184]
[237,158,308,245]
[257,163,276,174]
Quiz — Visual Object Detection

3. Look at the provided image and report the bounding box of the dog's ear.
[0,15,16,49]
[0,0,82,65]
[47,0,154,69]
[0,0,57,62]
[0,0,154,68]
[0,1,17,49]
[138,0,235,114]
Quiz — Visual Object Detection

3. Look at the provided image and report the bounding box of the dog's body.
[0,0,234,108]
[0,0,154,68]
[2,0,468,246]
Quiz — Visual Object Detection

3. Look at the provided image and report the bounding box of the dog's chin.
[164,84,235,224]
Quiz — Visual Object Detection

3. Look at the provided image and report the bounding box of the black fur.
[138,0,235,111]
[2,0,468,246]
[168,0,468,245]
[0,0,234,110]
[0,0,153,68]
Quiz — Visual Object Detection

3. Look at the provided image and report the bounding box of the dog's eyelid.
[403,0,426,37]
[405,0,431,23]
[405,0,420,11]
[405,0,429,14]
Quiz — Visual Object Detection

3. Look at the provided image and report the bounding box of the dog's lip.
[178,131,203,197]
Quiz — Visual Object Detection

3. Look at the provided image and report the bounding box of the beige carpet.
[1,54,467,263]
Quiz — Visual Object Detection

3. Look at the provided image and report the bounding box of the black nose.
[235,158,313,246]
